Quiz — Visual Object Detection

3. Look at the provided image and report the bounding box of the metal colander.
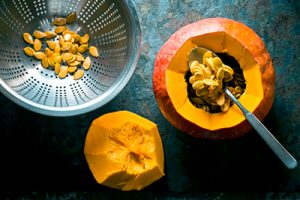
[0,0,141,116]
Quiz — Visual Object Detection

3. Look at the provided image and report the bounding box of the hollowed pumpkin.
[153,18,275,139]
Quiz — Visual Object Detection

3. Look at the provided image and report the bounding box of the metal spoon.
[188,47,298,169]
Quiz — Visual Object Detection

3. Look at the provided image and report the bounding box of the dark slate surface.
[1,0,300,199]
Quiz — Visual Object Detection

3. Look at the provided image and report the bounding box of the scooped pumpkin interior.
[166,32,263,130]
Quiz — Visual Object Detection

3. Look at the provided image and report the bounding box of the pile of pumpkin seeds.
[22,12,99,80]
[187,50,245,113]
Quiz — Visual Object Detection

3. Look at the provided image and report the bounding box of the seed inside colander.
[22,13,100,80]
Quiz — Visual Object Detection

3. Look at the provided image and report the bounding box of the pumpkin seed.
[54,63,61,74]
[48,56,55,67]
[76,53,85,62]
[80,33,89,44]
[216,93,225,106]
[216,80,223,91]
[221,100,230,112]
[58,67,68,79]
[54,55,62,64]
[73,69,84,80]
[69,44,78,54]
[78,44,88,53]
[201,105,210,112]
[192,80,204,91]
[203,79,218,86]
[73,34,81,43]
[33,39,42,51]
[24,47,35,56]
[83,56,91,70]
[73,44,79,49]
[223,69,233,82]
[216,68,224,80]
[62,53,74,61]
[189,76,196,84]
[55,26,67,34]
[206,57,215,71]
[33,30,46,39]
[44,48,53,57]
[68,66,77,73]
[223,64,234,75]
[198,64,209,78]
[62,42,72,51]
[190,65,201,75]
[23,33,33,44]
[45,31,57,39]
[66,54,77,63]
[53,18,66,26]
[66,12,76,24]
[89,46,99,57]
[33,51,46,60]
[54,44,61,53]
[68,60,81,66]
[59,36,65,46]
[212,57,223,69]
[210,74,216,80]
[194,71,204,80]
[63,33,73,42]
[190,60,200,69]
[46,41,57,50]
[62,30,76,36]
[53,52,60,58]
[203,51,212,64]
[41,56,49,68]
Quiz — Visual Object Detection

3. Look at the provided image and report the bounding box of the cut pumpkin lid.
[84,111,164,191]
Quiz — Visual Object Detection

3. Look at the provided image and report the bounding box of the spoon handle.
[224,88,298,169]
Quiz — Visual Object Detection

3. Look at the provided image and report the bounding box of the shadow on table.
[163,123,292,192]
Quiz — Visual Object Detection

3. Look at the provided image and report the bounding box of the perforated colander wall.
[0,0,141,116]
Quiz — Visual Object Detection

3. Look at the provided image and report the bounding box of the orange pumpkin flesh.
[153,18,275,139]
[84,111,164,191]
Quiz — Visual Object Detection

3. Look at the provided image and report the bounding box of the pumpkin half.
[84,111,164,191]
[153,18,275,139]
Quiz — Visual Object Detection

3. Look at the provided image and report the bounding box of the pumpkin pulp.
[166,32,264,131]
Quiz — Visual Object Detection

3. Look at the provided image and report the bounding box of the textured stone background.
[1,0,300,199]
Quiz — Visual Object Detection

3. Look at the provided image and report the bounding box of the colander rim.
[0,0,142,117]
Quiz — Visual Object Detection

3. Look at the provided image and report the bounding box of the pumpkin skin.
[153,18,275,139]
